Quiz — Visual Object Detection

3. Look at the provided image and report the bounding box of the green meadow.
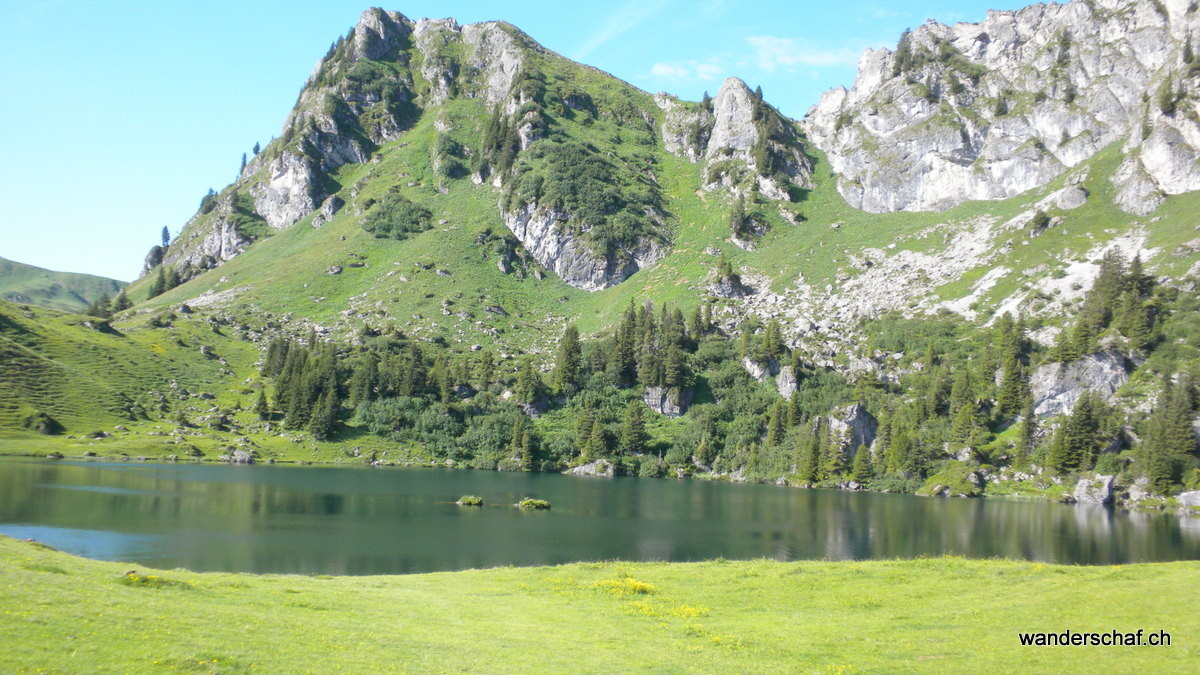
[1,536,1196,672]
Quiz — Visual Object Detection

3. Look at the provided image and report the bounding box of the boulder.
[1178,491,1200,509]
[1073,474,1115,506]
[1030,351,1129,418]
[566,459,615,478]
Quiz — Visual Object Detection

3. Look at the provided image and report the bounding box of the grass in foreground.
[1,537,1197,672]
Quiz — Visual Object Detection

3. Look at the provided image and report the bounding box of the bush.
[516,498,551,510]
[359,193,432,240]
[456,495,483,506]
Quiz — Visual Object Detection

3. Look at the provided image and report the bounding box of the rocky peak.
[706,78,760,160]
[805,0,1200,214]
[352,8,413,62]
[657,77,813,200]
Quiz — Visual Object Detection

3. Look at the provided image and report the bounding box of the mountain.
[5,1,1199,504]
[806,0,1200,215]
[0,257,126,314]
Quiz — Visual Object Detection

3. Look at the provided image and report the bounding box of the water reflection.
[0,458,1197,575]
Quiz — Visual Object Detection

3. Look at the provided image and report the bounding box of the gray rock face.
[310,195,344,228]
[776,365,798,400]
[806,0,1200,214]
[1179,491,1200,508]
[1073,473,1115,506]
[162,195,255,275]
[250,152,326,231]
[828,402,878,455]
[643,385,694,418]
[503,203,665,291]
[352,8,412,61]
[1030,351,1129,418]
[741,356,780,382]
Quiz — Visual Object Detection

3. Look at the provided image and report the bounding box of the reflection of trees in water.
[2,461,1199,572]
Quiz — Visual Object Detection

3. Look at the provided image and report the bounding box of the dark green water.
[1,458,1197,574]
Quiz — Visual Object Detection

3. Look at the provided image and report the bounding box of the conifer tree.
[618,400,647,455]
[587,417,607,459]
[765,400,786,448]
[112,289,132,312]
[551,324,583,395]
[148,266,166,299]
[514,357,541,404]
[307,389,337,440]
[254,389,270,421]
[849,445,872,483]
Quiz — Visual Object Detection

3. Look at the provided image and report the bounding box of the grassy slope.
[1,536,1197,672]
[0,256,126,314]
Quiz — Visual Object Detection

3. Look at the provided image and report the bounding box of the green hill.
[0,256,125,313]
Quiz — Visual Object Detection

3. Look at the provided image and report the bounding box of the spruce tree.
[148,266,166,299]
[254,389,270,421]
[849,445,872,483]
[618,400,647,455]
[307,389,337,441]
[112,289,132,312]
[551,324,582,395]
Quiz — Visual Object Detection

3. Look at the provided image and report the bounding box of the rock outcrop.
[1030,351,1130,418]
[806,0,1200,214]
[656,78,813,199]
[828,403,878,455]
[1072,473,1115,506]
[776,365,798,400]
[566,459,615,478]
[741,356,780,382]
[643,385,693,418]
[503,203,665,291]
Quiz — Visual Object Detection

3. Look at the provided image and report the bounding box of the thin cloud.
[645,57,727,83]
[573,0,672,61]
[745,35,862,71]
[651,62,691,78]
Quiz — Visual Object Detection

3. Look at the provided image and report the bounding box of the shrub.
[456,495,483,506]
[516,498,551,510]
[359,193,432,240]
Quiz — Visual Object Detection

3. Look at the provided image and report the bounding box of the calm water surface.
[1,458,1198,574]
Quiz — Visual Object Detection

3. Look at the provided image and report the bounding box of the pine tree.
[307,389,337,441]
[519,431,535,471]
[254,389,270,421]
[587,417,607,459]
[348,353,378,408]
[849,445,872,482]
[514,357,541,404]
[112,289,132,312]
[147,266,166,299]
[551,324,582,395]
[252,141,261,156]
[86,294,112,319]
[765,400,786,448]
[618,401,647,455]
[1018,398,1037,461]
[161,225,170,248]
[240,153,247,174]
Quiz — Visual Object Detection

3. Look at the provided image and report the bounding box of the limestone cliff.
[806,0,1200,214]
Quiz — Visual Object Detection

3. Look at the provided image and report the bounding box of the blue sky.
[0,0,1037,281]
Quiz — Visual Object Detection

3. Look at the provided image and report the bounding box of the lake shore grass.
[1,536,1197,672]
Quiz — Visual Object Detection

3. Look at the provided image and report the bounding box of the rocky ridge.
[806,0,1200,215]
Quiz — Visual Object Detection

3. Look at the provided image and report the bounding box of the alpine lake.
[1,457,1198,575]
